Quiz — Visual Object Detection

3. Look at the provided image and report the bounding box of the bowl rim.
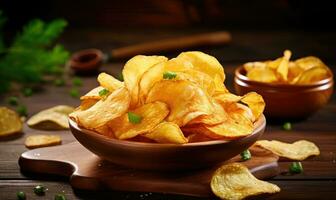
[235,66,334,88]
[69,114,266,147]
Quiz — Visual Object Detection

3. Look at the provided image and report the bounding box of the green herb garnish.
[16,105,27,116]
[16,191,26,200]
[55,194,66,200]
[33,185,46,196]
[282,122,292,131]
[54,78,65,86]
[7,96,18,106]
[22,88,33,97]
[72,77,82,86]
[98,88,109,97]
[117,73,124,81]
[69,88,80,98]
[163,71,177,80]
[0,11,69,94]
[128,112,142,124]
[289,162,303,174]
[240,149,251,161]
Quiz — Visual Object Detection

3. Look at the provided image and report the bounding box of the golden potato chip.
[177,51,225,82]
[288,62,304,83]
[239,92,265,120]
[144,122,188,144]
[255,140,320,160]
[184,114,253,140]
[25,135,61,149]
[122,55,168,107]
[97,72,123,92]
[187,100,227,126]
[0,107,22,137]
[146,80,214,126]
[294,66,330,84]
[109,101,169,140]
[138,62,165,105]
[176,69,216,96]
[295,56,327,71]
[186,133,212,143]
[246,67,278,83]
[80,86,104,101]
[27,105,75,130]
[211,163,280,200]
[275,50,291,81]
[214,92,265,121]
[243,61,267,71]
[164,57,194,72]
[70,87,130,129]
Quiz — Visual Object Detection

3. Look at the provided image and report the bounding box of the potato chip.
[144,122,188,144]
[239,92,265,120]
[138,62,165,105]
[146,80,214,126]
[243,61,267,71]
[164,57,194,72]
[275,50,291,81]
[294,66,330,84]
[70,87,130,129]
[27,105,75,130]
[109,101,169,140]
[288,62,304,83]
[186,133,212,143]
[177,51,225,82]
[80,86,104,101]
[25,135,61,149]
[295,56,327,71]
[0,107,22,137]
[97,72,123,92]
[255,140,320,160]
[211,163,280,200]
[122,55,168,107]
[246,67,278,83]
[176,69,216,96]
[187,100,227,126]
[215,92,265,121]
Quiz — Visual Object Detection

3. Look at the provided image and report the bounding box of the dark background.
[1,0,336,63]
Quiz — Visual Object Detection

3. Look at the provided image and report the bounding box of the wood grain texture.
[18,142,278,197]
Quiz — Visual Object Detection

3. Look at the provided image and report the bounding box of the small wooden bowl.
[69,49,103,73]
[234,67,334,120]
[69,115,266,171]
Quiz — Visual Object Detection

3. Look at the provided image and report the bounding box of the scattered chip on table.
[255,140,320,160]
[25,135,62,149]
[211,163,280,200]
[0,107,23,137]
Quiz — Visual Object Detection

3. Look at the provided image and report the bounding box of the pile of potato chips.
[70,51,265,144]
[244,50,332,84]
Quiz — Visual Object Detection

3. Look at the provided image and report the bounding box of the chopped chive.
[54,194,66,200]
[240,149,251,161]
[22,88,33,97]
[98,88,109,97]
[34,185,46,196]
[282,122,292,131]
[163,71,177,80]
[16,191,26,200]
[128,112,142,124]
[72,77,83,87]
[16,105,28,116]
[7,96,19,106]
[289,162,303,174]
[54,78,65,86]
[69,88,80,98]
[117,73,124,81]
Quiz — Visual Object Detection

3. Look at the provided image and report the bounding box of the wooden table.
[1,29,336,200]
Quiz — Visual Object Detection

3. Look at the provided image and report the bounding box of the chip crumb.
[25,135,62,149]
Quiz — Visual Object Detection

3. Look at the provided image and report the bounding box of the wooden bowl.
[69,115,266,171]
[234,67,334,120]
